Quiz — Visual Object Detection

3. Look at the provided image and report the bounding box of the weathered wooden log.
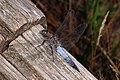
[0,0,97,80]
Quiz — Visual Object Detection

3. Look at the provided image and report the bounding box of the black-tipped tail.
[65,57,80,72]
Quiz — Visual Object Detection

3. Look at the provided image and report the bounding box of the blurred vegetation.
[31,0,120,80]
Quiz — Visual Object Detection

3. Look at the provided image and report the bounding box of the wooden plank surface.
[0,0,46,53]
[0,55,27,80]
[0,0,97,80]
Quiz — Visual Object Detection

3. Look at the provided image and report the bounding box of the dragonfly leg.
[49,45,55,61]
[41,40,46,45]
[36,39,47,48]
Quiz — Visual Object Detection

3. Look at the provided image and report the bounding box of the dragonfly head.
[40,29,54,38]
[39,29,48,37]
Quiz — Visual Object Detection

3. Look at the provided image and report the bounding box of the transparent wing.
[55,11,88,51]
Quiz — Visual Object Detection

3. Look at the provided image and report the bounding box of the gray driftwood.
[0,0,97,80]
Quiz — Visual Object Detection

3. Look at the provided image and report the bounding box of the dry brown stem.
[96,11,120,79]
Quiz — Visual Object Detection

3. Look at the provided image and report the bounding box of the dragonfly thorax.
[40,29,59,48]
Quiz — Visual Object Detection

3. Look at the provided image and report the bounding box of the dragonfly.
[9,11,87,72]
[40,11,88,72]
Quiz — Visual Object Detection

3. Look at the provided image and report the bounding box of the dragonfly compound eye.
[39,29,49,37]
